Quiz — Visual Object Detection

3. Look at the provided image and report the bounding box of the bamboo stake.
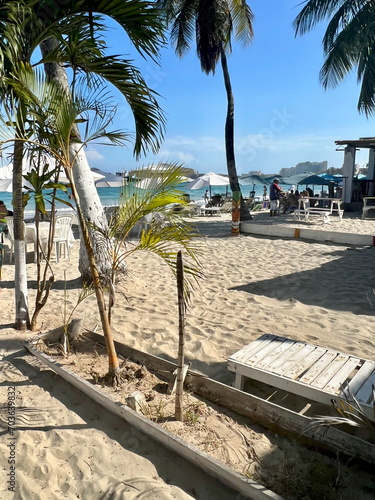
[175,250,185,421]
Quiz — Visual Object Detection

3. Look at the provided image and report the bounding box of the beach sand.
[1,210,375,498]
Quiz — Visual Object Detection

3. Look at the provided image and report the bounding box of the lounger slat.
[252,338,294,368]
[254,339,296,370]
[323,358,361,395]
[274,344,316,376]
[264,342,305,373]
[355,370,375,405]
[299,351,337,385]
[344,361,375,398]
[283,346,325,380]
[311,355,349,389]
[231,334,275,363]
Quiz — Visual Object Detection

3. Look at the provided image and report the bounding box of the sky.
[83,1,374,176]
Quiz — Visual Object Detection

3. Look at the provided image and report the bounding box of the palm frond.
[73,55,166,157]
[89,162,204,306]
[304,383,375,436]
[294,0,348,35]
[168,0,198,57]
[229,0,254,46]
[27,0,166,61]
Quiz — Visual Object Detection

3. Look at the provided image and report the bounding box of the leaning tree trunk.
[13,109,30,330]
[40,37,110,284]
[220,46,252,234]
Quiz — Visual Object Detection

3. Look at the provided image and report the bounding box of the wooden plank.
[311,354,349,390]
[254,338,295,370]
[355,370,375,406]
[286,347,326,381]
[25,338,375,466]
[345,361,375,397]
[230,334,276,363]
[264,342,304,374]
[300,351,337,385]
[276,344,316,376]
[25,343,282,500]
[324,358,361,395]
[247,337,289,366]
[277,344,316,378]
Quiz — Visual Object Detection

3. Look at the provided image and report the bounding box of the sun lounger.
[227,334,375,421]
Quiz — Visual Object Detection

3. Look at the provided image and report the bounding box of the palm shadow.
[231,243,375,315]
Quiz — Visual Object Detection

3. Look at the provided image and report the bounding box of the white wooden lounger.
[227,334,375,421]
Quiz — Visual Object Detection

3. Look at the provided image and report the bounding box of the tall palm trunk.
[220,45,251,234]
[40,37,110,284]
[13,104,30,330]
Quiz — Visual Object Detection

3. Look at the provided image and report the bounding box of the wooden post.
[175,251,185,421]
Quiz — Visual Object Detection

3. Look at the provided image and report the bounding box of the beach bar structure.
[335,137,375,203]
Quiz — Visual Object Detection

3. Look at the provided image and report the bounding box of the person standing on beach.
[269,178,282,216]
[204,190,210,203]
[263,185,267,199]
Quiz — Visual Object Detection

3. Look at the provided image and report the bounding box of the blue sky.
[84,0,374,176]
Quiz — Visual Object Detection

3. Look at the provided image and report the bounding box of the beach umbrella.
[93,168,124,188]
[263,175,285,184]
[134,177,162,189]
[186,172,230,198]
[0,161,104,189]
[0,179,13,193]
[239,175,270,186]
[319,173,344,182]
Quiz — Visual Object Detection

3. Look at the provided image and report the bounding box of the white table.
[295,198,343,223]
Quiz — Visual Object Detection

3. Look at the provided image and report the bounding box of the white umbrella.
[134,177,162,189]
[92,168,124,188]
[186,172,230,198]
[135,175,192,190]
[0,179,13,193]
[0,161,105,187]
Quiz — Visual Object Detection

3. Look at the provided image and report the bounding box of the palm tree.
[159,0,254,233]
[0,65,203,380]
[0,0,166,327]
[294,1,375,116]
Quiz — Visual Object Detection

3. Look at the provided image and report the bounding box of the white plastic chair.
[54,215,74,263]
[136,213,153,238]
[4,216,36,262]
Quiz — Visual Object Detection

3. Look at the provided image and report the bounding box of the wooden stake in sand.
[175,251,185,421]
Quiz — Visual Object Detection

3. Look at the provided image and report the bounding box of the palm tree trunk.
[40,37,110,284]
[68,171,120,379]
[13,109,30,330]
[220,45,252,233]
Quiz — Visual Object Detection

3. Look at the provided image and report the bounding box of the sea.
[0,182,299,218]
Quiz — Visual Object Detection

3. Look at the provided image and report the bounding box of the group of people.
[269,179,314,216]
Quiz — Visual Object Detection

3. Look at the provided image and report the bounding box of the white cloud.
[85,149,105,162]
[158,150,196,163]
[165,136,224,152]
[237,133,337,154]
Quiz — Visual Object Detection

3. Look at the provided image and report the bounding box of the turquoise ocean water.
[0,182,286,217]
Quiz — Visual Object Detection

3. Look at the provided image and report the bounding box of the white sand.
[1,211,375,498]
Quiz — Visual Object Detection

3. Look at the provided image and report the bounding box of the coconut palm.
[158,0,254,233]
[0,0,166,328]
[0,66,203,380]
[294,0,375,116]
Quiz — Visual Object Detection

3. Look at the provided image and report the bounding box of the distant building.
[280,161,328,177]
[248,170,263,176]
